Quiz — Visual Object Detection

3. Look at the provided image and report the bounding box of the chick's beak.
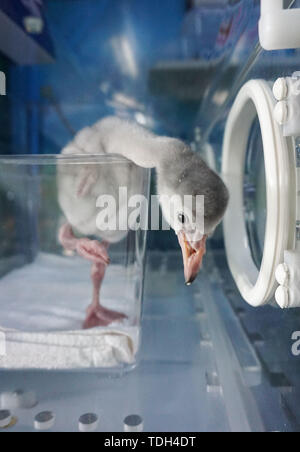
[178,231,207,285]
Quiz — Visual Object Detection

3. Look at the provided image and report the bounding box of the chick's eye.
[178,213,186,224]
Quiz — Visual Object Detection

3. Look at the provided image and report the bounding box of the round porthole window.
[222,80,296,307]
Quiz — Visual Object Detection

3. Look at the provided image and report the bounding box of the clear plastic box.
[0,154,150,372]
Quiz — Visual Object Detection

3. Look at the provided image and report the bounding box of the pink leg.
[76,166,98,198]
[59,224,127,329]
[83,260,127,329]
[59,224,110,265]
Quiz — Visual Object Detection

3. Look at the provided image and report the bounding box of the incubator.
[1,0,300,433]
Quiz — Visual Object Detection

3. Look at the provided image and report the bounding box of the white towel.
[0,327,139,370]
[0,254,140,369]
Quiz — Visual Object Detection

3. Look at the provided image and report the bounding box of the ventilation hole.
[124,414,143,432]
[34,411,55,431]
[0,410,12,428]
[78,413,99,432]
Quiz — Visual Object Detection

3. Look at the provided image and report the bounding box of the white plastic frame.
[259,0,300,51]
[222,80,295,307]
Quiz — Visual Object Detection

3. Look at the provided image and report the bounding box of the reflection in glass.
[244,118,267,269]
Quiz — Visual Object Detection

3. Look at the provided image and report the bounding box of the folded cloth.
[0,327,139,369]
